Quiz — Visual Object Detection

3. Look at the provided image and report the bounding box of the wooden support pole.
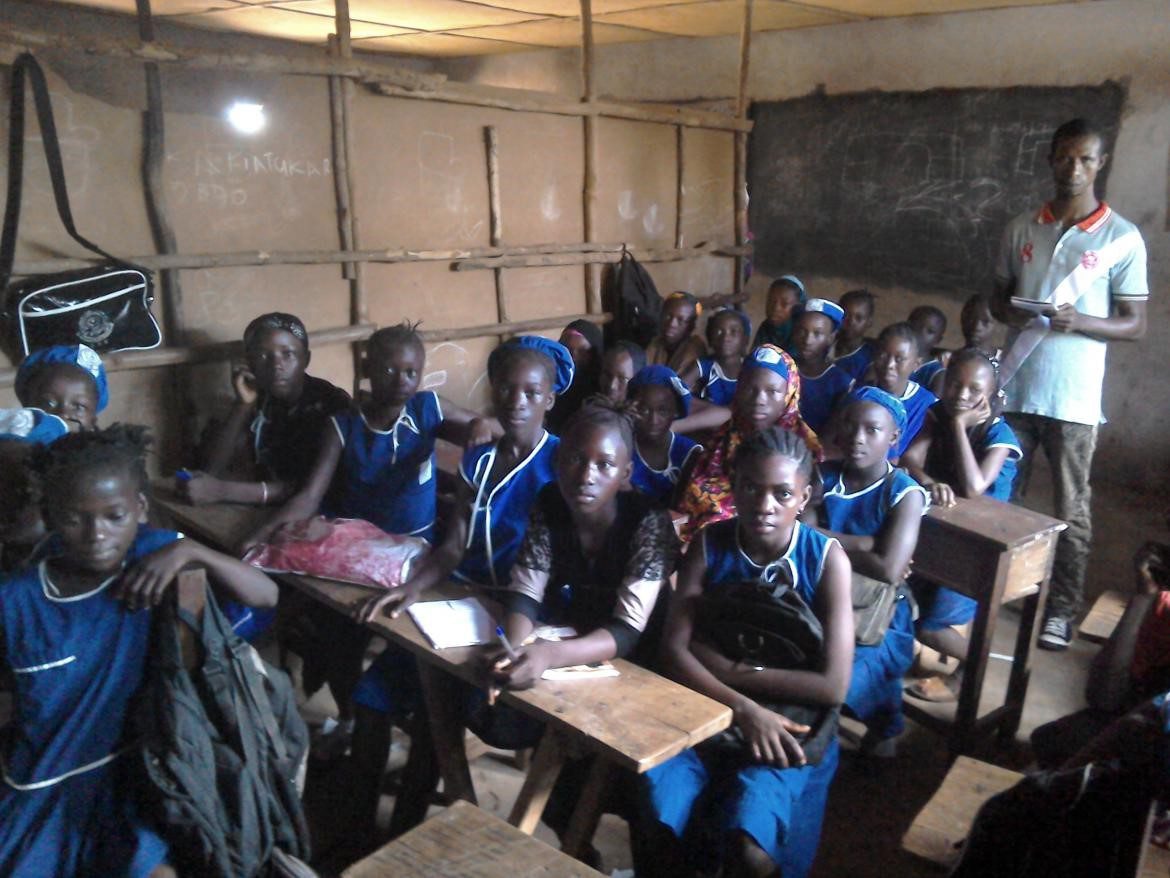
[327,47,355,282]
[135,0,194,457]
[580,0,601,315]
[371,82,752,133]
[484,125,509,324]
[454,243,749,271]
[732,0,754,299]
[674,124,685,250]
[11,242,631,275]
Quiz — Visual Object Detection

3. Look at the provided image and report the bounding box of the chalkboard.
[747,84,1126,295]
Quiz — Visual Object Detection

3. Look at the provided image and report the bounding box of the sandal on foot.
[905,675,958,703]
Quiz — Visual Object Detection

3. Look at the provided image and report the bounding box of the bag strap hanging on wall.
[0,52,120,288]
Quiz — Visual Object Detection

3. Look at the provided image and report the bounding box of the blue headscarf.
[847,386,907,434]
[15,344,109,412]
[629,365,692,417]
[742,344,791,381]
[0,408,70,444]
[776,274,807,302]
[794,298,845,330]
[492,336,575,394]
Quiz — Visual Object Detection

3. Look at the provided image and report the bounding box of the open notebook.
[405,608,619,679]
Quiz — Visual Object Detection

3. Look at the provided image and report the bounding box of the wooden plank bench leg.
[508,728,566,834]
[560,757,614,860]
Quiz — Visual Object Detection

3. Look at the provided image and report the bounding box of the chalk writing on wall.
[748,84,1126,295]
[164,143,333,236]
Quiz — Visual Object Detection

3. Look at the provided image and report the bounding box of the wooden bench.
[341,800,605,877]
[903,756,1170,877]
[902,756,1022,869]
[1079,589,1129,643]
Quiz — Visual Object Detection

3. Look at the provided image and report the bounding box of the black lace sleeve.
[623,508,680,583]
[513,499,554,574]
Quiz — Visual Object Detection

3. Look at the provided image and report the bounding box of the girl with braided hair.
[0,425,277,877]
[640,426,852,878]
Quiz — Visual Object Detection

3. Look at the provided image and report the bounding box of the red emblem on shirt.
[1081,250,1099,269]
[1021,242,1033,263]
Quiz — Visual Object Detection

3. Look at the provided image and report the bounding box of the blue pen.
[175,469,193,482]
[495,625,519,662]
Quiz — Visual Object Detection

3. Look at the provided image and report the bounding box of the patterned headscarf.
[675,346,821,542]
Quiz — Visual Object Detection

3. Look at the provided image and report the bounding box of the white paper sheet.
[407,597,496,649]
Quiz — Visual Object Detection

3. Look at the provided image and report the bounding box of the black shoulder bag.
[0,53,161,359]
[696,569,840,765]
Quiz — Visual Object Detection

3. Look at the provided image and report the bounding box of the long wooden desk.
[908,496,1066,755]
[150,487,732,856]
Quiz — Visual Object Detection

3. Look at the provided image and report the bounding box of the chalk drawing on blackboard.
[748,84,1126,295]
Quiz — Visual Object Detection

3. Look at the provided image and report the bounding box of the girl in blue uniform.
[0,426,278,878]
[814,387,928,756]
[245,322,494,547]
[640,427,853,878]
[908,304,949,391]
[241,322,495,750]
[14,343,108,431]
[345,337,574,830]
[902,349,1022,702]
[629,365,701,506]
[687,307,749,407]
[831,289,876,381]
[788,299,855,433]
[863,322,937,460]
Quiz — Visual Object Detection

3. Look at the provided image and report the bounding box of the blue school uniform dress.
[326,391,444,541]
[914,411,1023,631]
[641,519,840,875]
[696,358,739,406]
[911,358,945,390]
[0,527,179,878]
[821,462,927,739]
[456,431,560,589]
[833,340,874,382]
[894,380,938,458]
[631,432,701,506]
[797,364,854,433]
[353,431,560,718]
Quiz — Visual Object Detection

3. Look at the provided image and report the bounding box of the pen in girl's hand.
[495,625,519,662]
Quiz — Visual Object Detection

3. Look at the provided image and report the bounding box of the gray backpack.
[132,585,312,877]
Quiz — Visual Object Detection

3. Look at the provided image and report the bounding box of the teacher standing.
[992,118,1148,651]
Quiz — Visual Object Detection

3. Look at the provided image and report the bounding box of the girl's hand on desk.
[117,540,195,611]
[178,472,225,506]
[487,642,552,692]
[354,581,423,624]
[928,482,957,508]
[733,700,809,768]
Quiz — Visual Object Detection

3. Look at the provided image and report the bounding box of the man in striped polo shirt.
[993,118,1149,651]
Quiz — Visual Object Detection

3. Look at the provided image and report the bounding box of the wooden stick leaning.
[484,125,509,324]
[732,0,754,299]
[579,0,602,315]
